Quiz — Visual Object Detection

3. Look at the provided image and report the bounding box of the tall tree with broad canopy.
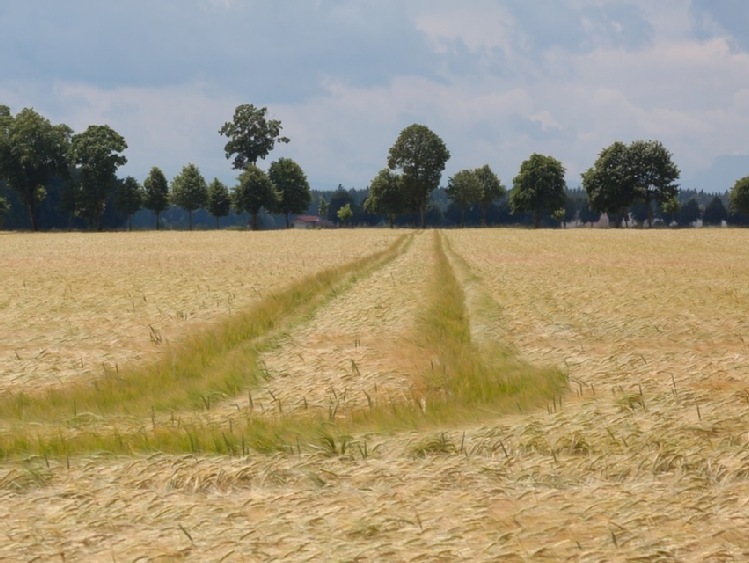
[475,164,505,226]
[232,164,278,230]
[143,166,170,229]
[171,163,208,230]
[582,141,635,227]
[364,168,404,228]
[206,178,231,229]
[337,202,353,226]
[510,154,567,228]
[69,125,127,231]
[0,106,72,230]
[268,157,311,227]
[629,140,680,227]
[387,124,450,228]
[219,104,289,170]
[446,169,482,228]
[729,176,749,217]
[116,176,143,231]
[583,140,679,228]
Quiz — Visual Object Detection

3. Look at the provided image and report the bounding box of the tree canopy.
[729,176,749,216]
[510,154,567,228]
[446,169,482,228]
[69,125,128,231]
[364,168,403,228]
[206,178,231,228]
[219,104,289,170]
[143,167,170,229]
[268,157,311,228]
[387,124,450,228]
[583,140,679,227]
[475,164,505,226]
[0,106,72,230]
[115,176,143,231]
[232,164,278,230]
[171,163,208,230]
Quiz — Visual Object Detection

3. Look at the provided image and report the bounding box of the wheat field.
[1,228,748,561]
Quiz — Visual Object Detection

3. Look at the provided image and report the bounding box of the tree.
[219,104,289,170]
[116,176,143,231]
[582,141,635,228]
[0,106,72,230]
[364,168,404,227]
[143,167,170,229]
[327,186,353,222]
[337,202,353,226]
[317,195,329,218]
[703,196,727,226]
[232,164,278,230]
[475,164,505,226]
[510,154,567,228]
[0,195,9,228]
[268,157,311,227]
[387,124,450,228]
[171,163,207,231]
[69,125,128,231]
[446,169,482,228]
[729,176,749,217]
[629,140,680,227]
[206,178,231,229]
[677,197,701,227]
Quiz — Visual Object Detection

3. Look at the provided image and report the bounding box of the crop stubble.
[2,228,749,561]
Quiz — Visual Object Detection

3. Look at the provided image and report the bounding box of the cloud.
[2,0,749,192]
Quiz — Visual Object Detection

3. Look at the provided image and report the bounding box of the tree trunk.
[460,207,465,228]
[215,216,219,229]
[480,204,488,227]
[419,202,426,229]
[188,211,193,231]
[534,209,541,228]
[27,200,38,232]
[285,212,290,228]
[250,212,258,231]
[646,197,653,228]
[128,215,132,231]
[155,213,160,230]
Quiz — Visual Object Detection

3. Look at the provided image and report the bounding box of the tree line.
[3,102,749,231]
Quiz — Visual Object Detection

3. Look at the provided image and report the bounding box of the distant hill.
[684,154,749,193]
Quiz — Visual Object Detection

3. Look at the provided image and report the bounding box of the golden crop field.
[1,228,748,561]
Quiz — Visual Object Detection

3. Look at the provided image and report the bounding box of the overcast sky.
[2,0,749,191]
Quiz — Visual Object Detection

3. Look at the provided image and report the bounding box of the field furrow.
[241,231,433,416]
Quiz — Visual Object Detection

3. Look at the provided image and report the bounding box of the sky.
[2,0,749,192]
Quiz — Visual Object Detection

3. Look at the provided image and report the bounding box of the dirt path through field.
[224,231,434,417]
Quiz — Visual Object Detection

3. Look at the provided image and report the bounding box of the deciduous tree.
[69,125,127,231]
[729,176,749,217]
[268,157,311,227]
[446,169,482,228]
[0,106,71,230]
[143,167,170,229]
[629,140,680,227]
[364,168,403,227]
[219,104,289,170]
[206,178,231,229]
[475,164,505,226]
[171,163,208,230]
[510,154,567,228]
[232,164,277,230]
[387,124,450,228]
[116,176,143,231]
[582,141,634,227]
[337,202,353,226]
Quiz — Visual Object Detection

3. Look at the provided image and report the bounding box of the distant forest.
[1,179,746,230]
